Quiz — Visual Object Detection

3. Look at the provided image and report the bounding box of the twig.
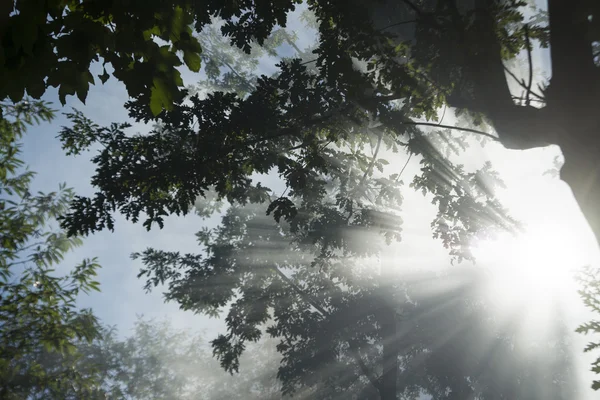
[503,65,544,101]
[401,0,424,16]
[299,58,318,66]
[397,152,412,182]
[380,19,418,32]
[357,131,383,191]
[511,95,544,103]
[438,104,447,126]
[524,24,533,106]
[398,121,499,141]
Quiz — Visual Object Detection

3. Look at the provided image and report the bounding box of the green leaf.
[149,77,172,116]
[183,51,201,72]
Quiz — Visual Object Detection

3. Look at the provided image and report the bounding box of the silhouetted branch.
[401,0,424,16]
[503,65,544,101]
[399,121,499,141]
[396,152,412,182]
[512,95,544,103]
[380,19,418,32]
[299,58,317,66]
[524,25,534,106]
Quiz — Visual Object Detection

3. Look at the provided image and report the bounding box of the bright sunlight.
[469,156,599,340]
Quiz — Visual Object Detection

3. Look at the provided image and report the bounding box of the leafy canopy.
[0,100,102,398]
[55,9,527,398]
[0,0,304,116]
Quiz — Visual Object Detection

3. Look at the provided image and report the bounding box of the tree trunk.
[376,300,399,400]
[543,0,600,250]
[559,136,600,246]
[457,0,600,250]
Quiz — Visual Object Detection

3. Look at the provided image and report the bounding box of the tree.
[54,8,526,399]
[133,201,578,399]
[0,100,103,398]
[50,1,593,397]
[50,0,600,248]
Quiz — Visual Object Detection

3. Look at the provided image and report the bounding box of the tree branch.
[401,0,424,17]
[357,131,384,191]
[272,267,329,316]
[348,339,382,391]
[397,121,499,141]
[380,19,418,32]
[524,24,534,106]
[444,4,556,150]
[503,65,544,101]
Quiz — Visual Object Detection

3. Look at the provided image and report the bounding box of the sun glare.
[470,215,591,337]
[473,226,578,293]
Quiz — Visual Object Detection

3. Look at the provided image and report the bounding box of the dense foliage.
[0,100,103,398]
[53,5,589,397]
[0,0,309,116]
[11,316,287,399]
[3,0,599,397]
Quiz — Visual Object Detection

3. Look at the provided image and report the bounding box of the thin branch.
[299,58,318,66]
[511,95,544,103]
[401,0,424,16]
[15,241,46,253]
[396,152,413,183]
[503,65,544,101]
[380,20,418,32]
[399,121,499,141]
[222,60,256,91]
[524,24,534,106]
[287,139,328,152]
[348,340,382,391]
[357,131,383,190]
[438,104,447,126]
[272,267,329,316]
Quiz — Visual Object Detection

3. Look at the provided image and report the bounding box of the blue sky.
[14,2,600,396]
